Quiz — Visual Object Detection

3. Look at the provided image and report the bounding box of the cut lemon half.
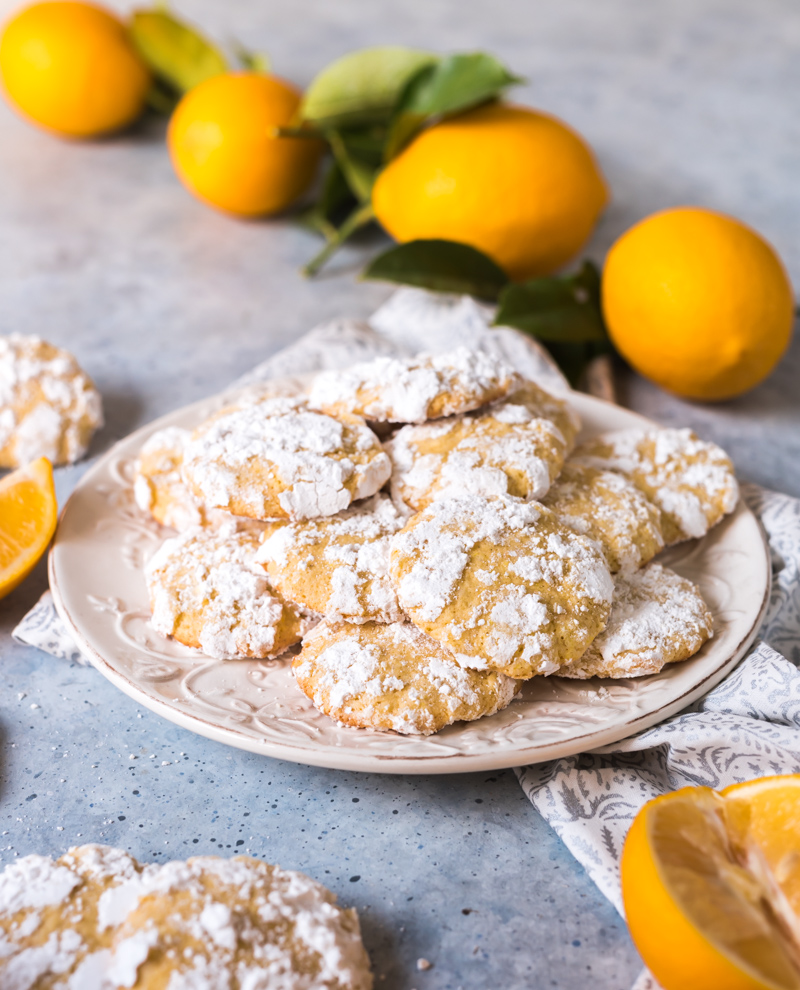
[0,457,58,600]
[622,783,800,990]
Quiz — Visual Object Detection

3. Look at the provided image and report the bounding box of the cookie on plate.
[387,395,569,511]
[146,526,314,660]
[294,619,520,735]
[257,494,407,624]
[0,333,103,467]
[503,379,581,450]
[181,396,391,521]
[542,461,664,573]
[308,347,518,424]
[572,427,739,545]
[557,562,713,679]
[389,495,614,679]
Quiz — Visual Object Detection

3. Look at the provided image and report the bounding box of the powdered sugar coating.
[390,495,614,679]
[146,526,315,660]
[308,347,518,424]
[501,379,581,449]
[557,562,713,679]
[294,620,520,735]
[0,334,103,467]
[182,397,390,522]
[0,846,372,989]
[257,494,407,624]
[572,428,739,545]
[542,461,664,573]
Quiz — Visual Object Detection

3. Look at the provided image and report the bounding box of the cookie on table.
[387,397,568,512]
[0,844,141,985]
[257,494,407,625]
[146,526,314,660]
[389,495,614,679]
[181,396,391,521]
[294,619,520,735]
[308,346,518,424]
[0,333,103,467]
[572,427,739,545]
[542,461,664,573]
[557,562,713,679]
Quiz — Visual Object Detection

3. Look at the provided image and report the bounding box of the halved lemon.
[622,781,800,990]
[0,457,58,600]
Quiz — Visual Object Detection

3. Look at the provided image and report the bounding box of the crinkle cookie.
[542,461,664,573]
[0,334,103,467]
[294,619,520,735]
[181,396,391,522]
[503,379,581,450]
[572,427,739,545]
[257,494,407,624]
[146,526,314,660]
[389,495,614,679]
[0,845,373,990]
[557,562,713,679]
[308,346,518,424]
[387,397,568,512]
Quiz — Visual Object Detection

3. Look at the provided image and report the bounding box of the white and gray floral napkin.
[12,289,800,990]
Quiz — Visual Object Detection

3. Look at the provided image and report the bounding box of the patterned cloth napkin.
[12,288,800,990]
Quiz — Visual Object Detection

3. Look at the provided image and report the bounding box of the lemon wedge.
[0,457,58,600]
[622,782,800,990]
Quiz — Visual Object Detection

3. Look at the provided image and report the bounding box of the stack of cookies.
[136,347,739,737]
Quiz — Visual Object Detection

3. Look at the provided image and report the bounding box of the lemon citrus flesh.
[0,457,58,600]
[622,786,800,990]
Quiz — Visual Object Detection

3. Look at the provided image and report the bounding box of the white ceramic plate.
[49,390,770,774]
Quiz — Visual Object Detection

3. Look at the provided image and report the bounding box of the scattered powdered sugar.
[308,346,518,423]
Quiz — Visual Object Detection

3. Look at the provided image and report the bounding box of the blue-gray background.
[1,1,798,986]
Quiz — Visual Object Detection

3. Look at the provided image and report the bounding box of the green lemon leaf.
[362,239,509,300]
[301,47,439,128]
[385,52,523,158]
[128,8,228,94]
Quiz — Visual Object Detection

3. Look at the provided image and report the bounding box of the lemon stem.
[303,202,375,277]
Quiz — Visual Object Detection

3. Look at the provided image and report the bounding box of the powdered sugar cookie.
[387,398,568,512]
[390,495,614,679]
[146,526,314,660]
[182,396,391,521]
[0,334,103,467]
[308,346,518,424]
[294,619,520,735]
[257,494,407,624]
[542,461,664,573]
[503,379,581,450]
[557,562,713,679]
[0,844,141,986]
[572,427,739,545]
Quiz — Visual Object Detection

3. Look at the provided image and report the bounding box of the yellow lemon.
[602,207,794,400]
[621,783,800,990]
[168,72,324,218]
[0,457,57,600]
[372,102,609,280]
[0,1,150,138]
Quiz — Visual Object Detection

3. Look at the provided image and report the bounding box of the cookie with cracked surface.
[386,396,568,512]
[541,460,664,573]
[293,619,520,735]
[572,427,739,545]
[308,346,518,424]
[257,494,407,624]
[0,334,103,467]
[389,495,614,679]
[502,379,581,450]
[0,843,142,987]
[146,526,315,660]
[557,562,713,679]
[181,396,391,522]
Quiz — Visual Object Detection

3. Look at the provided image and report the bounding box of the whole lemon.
[372,102,609,280]
[168,72,324,218]
[602,207,794,401]
[0,1,150,138]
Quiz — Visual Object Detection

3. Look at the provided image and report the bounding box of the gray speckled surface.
[0,0,798,986]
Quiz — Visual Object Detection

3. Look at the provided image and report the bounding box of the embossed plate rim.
[49,390,770,774]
